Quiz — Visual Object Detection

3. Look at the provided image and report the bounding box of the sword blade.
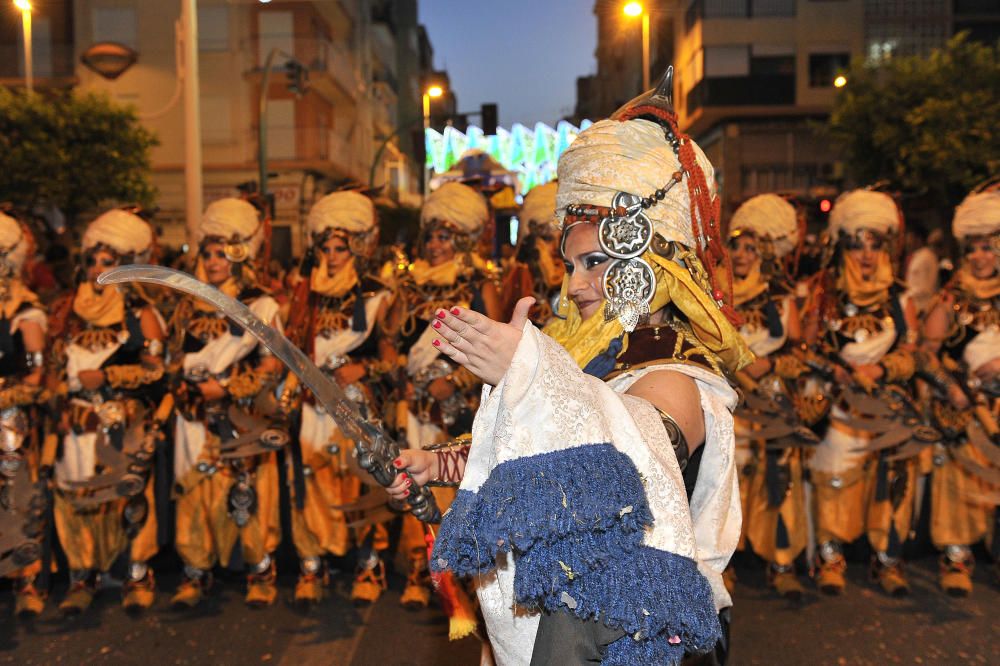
[98,265,440,523]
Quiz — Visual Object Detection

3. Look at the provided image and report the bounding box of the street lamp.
[623,1,649,92]
[833,75,847,88]
[13,0,32,94]
[422,85,444,194]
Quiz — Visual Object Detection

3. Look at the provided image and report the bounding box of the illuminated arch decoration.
[425,120,593,194]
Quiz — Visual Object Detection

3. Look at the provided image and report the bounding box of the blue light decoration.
[426,120,592,195]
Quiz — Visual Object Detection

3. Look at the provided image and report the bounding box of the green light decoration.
[425,120,592,195]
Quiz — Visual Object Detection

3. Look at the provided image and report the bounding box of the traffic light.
[481,103,498,135]
[285,60,309,97]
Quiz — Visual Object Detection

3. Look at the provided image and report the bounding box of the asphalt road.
[2,554,997,665]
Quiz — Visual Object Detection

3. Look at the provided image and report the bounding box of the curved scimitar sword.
[99,265,441,524]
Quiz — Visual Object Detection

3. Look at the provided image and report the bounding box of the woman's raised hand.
[431,297,535,386]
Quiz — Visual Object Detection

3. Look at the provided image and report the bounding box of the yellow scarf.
[730,259,769,307]
[545,250,753,374]
[536,237,565,289]
[0,279,42,319]
[193,259,241,312]
[73,282,125,327]
[837,252,893,307]
[957,266,1000,300]
[410,258,461,287]
[310,256,359,297]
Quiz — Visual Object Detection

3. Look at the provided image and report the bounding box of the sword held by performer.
[98,265,441,524]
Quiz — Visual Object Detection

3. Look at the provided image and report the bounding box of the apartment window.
[93,7,137,49]
[258,11,294,68]
[809,53,850,87]
[199,5,229,51]
[751,45,794,75]
[751,0,795,17]
[704,45,749,77]
[704,0,747,18]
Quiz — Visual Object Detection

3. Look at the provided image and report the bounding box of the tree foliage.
[827,33,1000,213]
[0,88,159,224]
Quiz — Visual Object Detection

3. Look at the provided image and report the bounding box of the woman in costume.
[388,83,751,664]
[381,181,502,610]
[500,181,565,324]
[282,190,393,606]
[169,198,284,609]
[922,185,1000,596]
[0,212,48,617]
[50,210,165,615]
[726,194,811,599]
[808,190,920,597]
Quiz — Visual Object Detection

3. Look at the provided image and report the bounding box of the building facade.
[3,0,443,261]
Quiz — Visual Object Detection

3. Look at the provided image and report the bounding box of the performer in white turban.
[807,189,923,597]
[50,209,166,615]
[387,70,751,664]
[921,183,1000,596]
[500,181,565,324]
[169,198,285,609]
[281,190,394,606]
[0,212,49,617]
[725,194,815,599]
[380,181,503,611]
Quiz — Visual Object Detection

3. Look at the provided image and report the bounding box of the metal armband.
[655,408,689,473]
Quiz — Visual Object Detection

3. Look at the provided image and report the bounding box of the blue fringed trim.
[432,443,721,664]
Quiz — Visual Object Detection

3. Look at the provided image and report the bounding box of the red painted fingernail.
[403,489,410,497]
[404,477,411,486]
[433,320,442,329]
[433,339,441,346]
[436,310,446,319]
[392,458,402,467]
[451,307,460,315]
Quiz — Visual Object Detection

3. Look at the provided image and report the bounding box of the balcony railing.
[247,34,360,99]
[256,126,358,176]
[686,73,795,114]
[685,0,795,27]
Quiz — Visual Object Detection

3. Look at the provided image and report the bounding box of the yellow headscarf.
[957,265,1000,300]
[310,255,359,298]
[0,279,42,320]
[730,259,768,307]
[837,251,893,307]
[73,282,125,327]
[545,248,753,374]
[410,258,461,287]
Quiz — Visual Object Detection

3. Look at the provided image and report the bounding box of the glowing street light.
[623,2,650,92]
[423,84,447,194]
[13,0,32,94]
[833,75,847,88]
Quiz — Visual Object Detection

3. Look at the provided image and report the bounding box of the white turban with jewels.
[307,191,376,239]
[198,198,263,259]
[83,209,154,261]
[420,182,489,236]
[519,181,559,235]
[953,189,1000,240]
[0,212,29,273]
[829,190,899,238]
[730,194,799,259]
[555,118,716,249]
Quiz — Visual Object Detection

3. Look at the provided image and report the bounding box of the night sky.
[417,0,598,128]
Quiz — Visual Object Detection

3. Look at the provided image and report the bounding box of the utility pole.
[181,0,202,247]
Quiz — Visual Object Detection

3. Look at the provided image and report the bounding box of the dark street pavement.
[2,555,997,665]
